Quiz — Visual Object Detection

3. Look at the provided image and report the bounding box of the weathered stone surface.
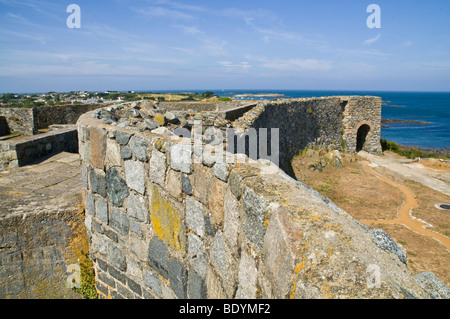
[125,193,147,222]
[106,138,122,167]
[202,151,216,167]
[370,229,407,265]
[188,233,207,279]
[129,233,147,261]
[143,267,162,297]
[154,113,167,126]
[235,250,258,299]
[89,167,107,198]
[188,271,207,299]
[214,162,230,182]
[106,167,129,206]
[263,210,298,299]
[95,197,108,224]
[110,207,129,235]
[242,186,268,250]
[127,277,142,296]
[90,127,106,169]
[85,192,95,217]
[129,219,143,238]
[206,266,226,299]
[81,165,88,189]
[121,145,132,160]
[168,258,187,299]
[148,237,169,279]
[211,231,237,298]
[181,175,193,195]
[191,163,216,205]
[208,179,224,227]
[170,142,192,174]
[414,272,450,299]
[130,136,148,162]
[149,186,185,254]
[185,197,205,237]
[124,160,145,195]
[149,150,166,185]
[165,112,178,124]
[108,243,127,272]
[166,169,182,200]
[114,130,132,146]
[223,188,241,251]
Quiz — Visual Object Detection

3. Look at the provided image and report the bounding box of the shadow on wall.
[231,100,345,179]
[0,116,11,137]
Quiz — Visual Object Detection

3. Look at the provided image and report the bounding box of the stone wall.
[0,195,87,299]
[231,96,381,176]
[0,108,36,136]
[34,104,103,130]
[77,101,433,299]
[0,104,103,138]
[0,126,78,170]
[342,96,382,153]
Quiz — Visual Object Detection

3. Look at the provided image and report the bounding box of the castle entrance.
[356,124,370,152]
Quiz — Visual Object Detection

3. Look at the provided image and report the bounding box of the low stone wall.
[0,108,36,136]
[0,126,78,170]
[34,104,103,130]
[77,104,432,299]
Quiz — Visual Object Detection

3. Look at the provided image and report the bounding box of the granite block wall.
[77,101,432,299]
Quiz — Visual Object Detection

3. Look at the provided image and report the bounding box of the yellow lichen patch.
[295,262,305,274]
[150,186,185,253]
[264,219,269,227]
[290,281,297,299]
[65,204,97,299]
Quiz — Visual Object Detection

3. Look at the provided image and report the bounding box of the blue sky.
[1,0,449,93]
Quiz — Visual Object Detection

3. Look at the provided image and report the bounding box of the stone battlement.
[77,97,434,299]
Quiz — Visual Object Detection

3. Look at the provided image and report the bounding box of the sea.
[214,89,449,150]
[146,89,450,149]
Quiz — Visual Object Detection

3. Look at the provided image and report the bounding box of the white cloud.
[257,57,333,72]
[218,61,251,72]
[133,6,195,20]
[200,38,228,56]
[363,33,381,46]
[174,25,202,35]
[0,62,173,77]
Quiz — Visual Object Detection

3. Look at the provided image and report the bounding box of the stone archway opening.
[356,124,371,152]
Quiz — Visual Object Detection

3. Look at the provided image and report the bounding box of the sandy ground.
[358,151,450,196]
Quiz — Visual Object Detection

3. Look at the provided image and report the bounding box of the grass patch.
[380,138,436,159]
[72,250,98,299]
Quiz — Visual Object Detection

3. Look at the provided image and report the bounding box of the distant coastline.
[381,118,431,125]
[233,93,285,98]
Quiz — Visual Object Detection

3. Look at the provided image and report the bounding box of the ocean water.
[212,90,449,150]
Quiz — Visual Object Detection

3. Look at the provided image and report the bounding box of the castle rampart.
[77,96,434,299]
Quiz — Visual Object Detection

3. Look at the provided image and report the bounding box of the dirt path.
[360,164,450,251]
